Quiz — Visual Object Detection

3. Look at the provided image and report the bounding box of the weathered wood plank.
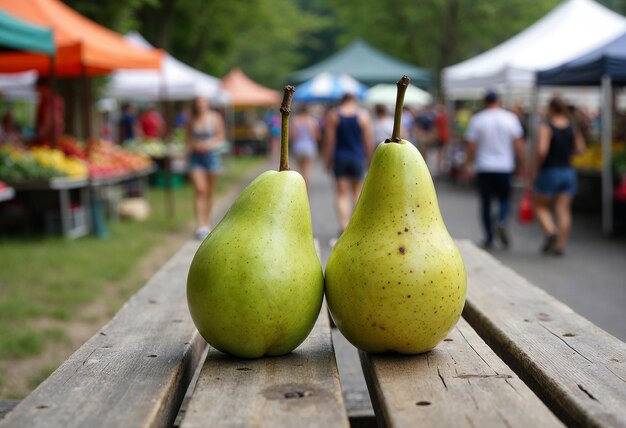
[0,401,19,421]
[360,317,562,427]
[0,241,206,428]
[458,240,626,428]
[181,304,350,428]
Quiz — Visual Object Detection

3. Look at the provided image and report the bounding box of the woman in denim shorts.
[531,97,586,255]
[186,97,225,240]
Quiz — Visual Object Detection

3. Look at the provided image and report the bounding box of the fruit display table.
[89,164,157,191]
[11,177,90,240]
[1,240,623,428]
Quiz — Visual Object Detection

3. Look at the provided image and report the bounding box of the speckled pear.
[186,86,324,358]
[326,141,466,353]
[187,170,323,358]
[325,76,466,354]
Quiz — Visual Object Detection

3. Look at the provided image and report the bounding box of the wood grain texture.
[360,318,562,427]
[458,240,626,428]
[181,304,349,428]
[0,241,206,428]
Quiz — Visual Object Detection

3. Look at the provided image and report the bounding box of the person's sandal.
[541,234,557,254]
[551,248,565,257]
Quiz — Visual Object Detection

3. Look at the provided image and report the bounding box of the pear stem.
[388,75,410,143]
[279,85,295,171]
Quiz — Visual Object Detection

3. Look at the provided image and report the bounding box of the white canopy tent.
[104,32,229,104]
[365,83,432,107]
[443,0,626,98]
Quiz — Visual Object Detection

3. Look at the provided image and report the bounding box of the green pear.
[187,86,324,358]
[325,77,466,354]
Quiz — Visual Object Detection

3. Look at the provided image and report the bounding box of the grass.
[0,155,266,361]
[27,363,60,390]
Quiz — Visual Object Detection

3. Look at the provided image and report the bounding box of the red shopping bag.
[518,190,534,224]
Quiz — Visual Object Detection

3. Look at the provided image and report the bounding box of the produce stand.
[11,177,90,239]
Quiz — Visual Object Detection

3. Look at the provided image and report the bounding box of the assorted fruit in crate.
[30,147,88,178]
[88,140,152,178]
[571,142,626,171]
[58,135,88,160]
[0,147,69,182]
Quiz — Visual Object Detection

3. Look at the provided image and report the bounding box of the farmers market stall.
[105,32,229,104]
[537,31,626,234]
[442,0,626,98]
[0,0,162,140]
[0,140,155,238]
[221,68,281,154]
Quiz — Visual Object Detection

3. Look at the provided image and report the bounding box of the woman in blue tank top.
[324,93,373,235]
[186,96,226,240]
[531,96,586,256]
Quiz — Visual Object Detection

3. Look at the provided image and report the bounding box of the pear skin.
[187,170,324,358]
[325,141,466,354]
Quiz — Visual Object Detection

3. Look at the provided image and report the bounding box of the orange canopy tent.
[221,68,281,107]
[0,0,161,76]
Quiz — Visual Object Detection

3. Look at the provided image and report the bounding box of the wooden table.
[1,240,624,427]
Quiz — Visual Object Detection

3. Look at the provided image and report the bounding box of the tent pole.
[81,65,92,142]
[159,66,175,219]
[49,54,57,148]
[601,75,613,235]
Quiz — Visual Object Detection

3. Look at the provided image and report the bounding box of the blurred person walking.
[186,97,226,240]
[140,104,166,140]
[464,90,525,249]
[372,104,394,146]
[324,93,373,235]
[289,105,320,186]
[434,104,450,175]
[119,102,140,142]
[531,96,586,256]
[414,105,436,161]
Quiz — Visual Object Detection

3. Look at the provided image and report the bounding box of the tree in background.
[67,0,327,88]
[327,0,561,91]
[65,0,626,90]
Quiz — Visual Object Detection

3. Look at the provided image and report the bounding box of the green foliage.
[63,0,158,34]
[133,0,327,87]
[66,0,601,90]
[327,0,560,83]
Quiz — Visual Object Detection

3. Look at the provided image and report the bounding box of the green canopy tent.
[0,10,54,54]
[289,39,433,88]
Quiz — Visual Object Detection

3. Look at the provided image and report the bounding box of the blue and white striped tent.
[293,72,367,103]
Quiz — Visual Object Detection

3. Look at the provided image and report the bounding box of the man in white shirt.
[464,90,526,249]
